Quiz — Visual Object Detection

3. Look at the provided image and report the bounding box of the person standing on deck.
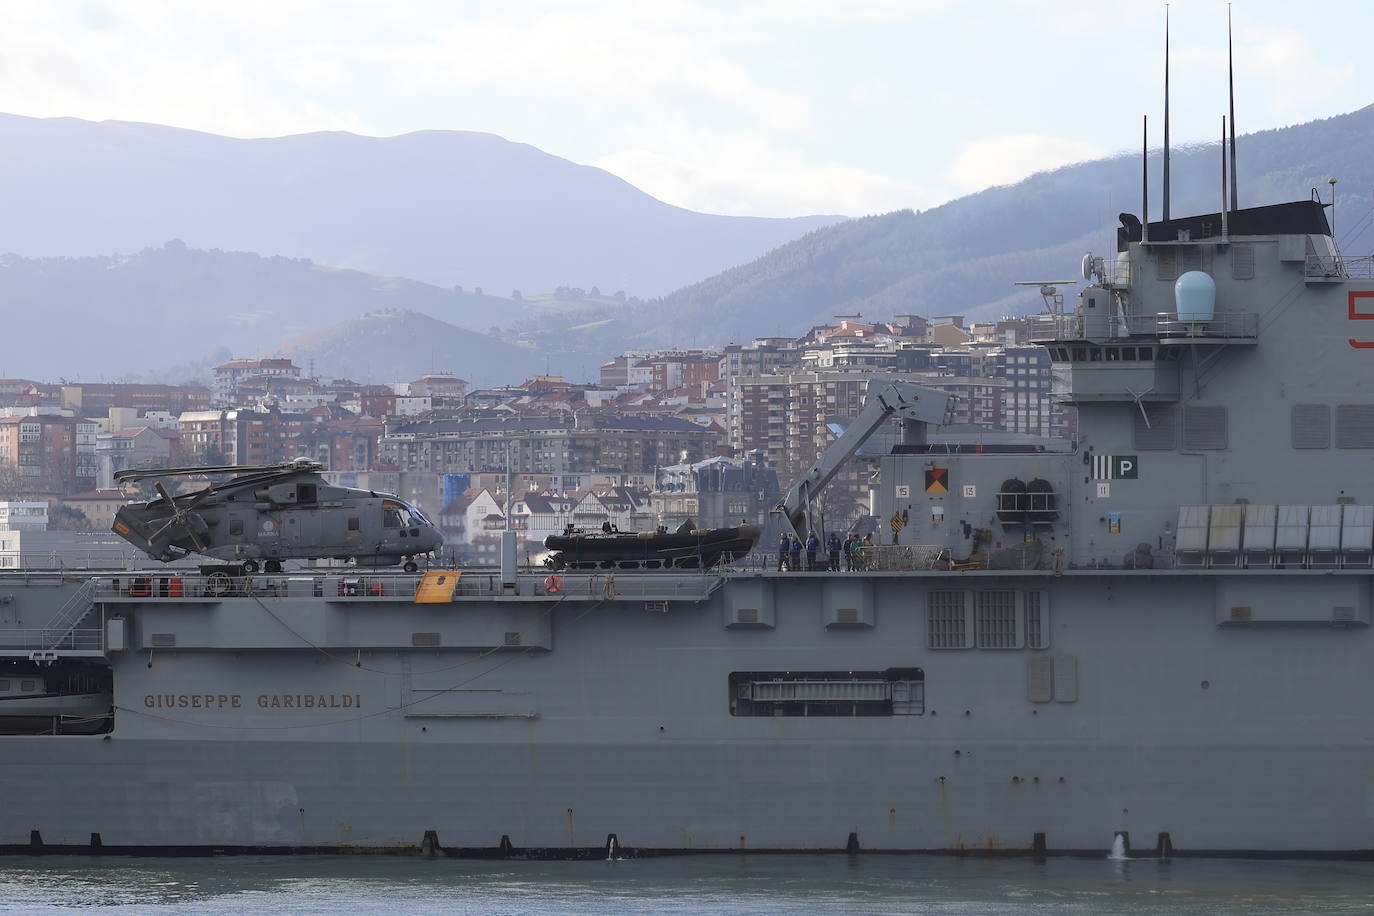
[827,532,841,571]
[805,533,819,570]
[789,535,802,572]
[777,533,790,571]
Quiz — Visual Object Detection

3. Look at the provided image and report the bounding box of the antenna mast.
[1163,4,1171,223]
[1142,115,1150,243]
[1228,3,1239,210]
[1220,116,1229,241]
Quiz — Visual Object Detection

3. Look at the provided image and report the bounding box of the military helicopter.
[112,458,443,573]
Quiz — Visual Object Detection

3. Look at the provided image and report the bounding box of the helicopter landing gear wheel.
[264,559,282,574]
[241,559,260,575]
[402,559,419,573]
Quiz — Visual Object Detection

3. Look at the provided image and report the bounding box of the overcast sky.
[0,0,1366,218]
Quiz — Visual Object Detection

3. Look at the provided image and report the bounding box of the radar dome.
[1175,271,1216,322]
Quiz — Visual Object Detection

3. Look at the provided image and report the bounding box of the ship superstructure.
[2,198,1374,858]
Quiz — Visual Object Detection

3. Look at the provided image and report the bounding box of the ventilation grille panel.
[1292,404,1330,449]
[1133,405,1177,450]
[974,591,1018,648]
[1182,405,1228,450]
[1336,405,1374,449]
[927,591,968,649]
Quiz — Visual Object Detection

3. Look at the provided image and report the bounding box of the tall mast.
[1142,115,1150,243]
[1228,3,1238,210]
[1163,4,1171,223]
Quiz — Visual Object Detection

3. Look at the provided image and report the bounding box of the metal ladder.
[43,580,98,649]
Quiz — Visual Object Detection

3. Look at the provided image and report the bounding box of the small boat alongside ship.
[543,520,760,570]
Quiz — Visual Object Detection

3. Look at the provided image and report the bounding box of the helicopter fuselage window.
[383,509,403,528]
[347,517,360,532]
[229,519,244,537]
[297,484,317,503]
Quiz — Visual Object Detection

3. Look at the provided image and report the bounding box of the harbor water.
[2,854,1372,914]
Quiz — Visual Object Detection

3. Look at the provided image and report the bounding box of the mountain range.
[0,114,839,298]
[1,105,1371,384]
[561,104,1374,348]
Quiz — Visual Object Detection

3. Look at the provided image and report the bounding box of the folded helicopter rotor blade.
[147,515,182,545]
[114,461,315,484]
[184,520,207,552]
[182,486,217,511]
[153,482,178,510]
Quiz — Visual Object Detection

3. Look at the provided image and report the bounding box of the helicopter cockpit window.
[402,503,430,526]
[383,508,403,528]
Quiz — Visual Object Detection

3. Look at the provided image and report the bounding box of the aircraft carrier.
[3,186,1374,857]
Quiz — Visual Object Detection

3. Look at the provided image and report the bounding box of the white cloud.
[1232,26,1354,118]
[596,128,939,217]
[946,134,1102,193]
[371,10,814,134]
[0,3,368,137]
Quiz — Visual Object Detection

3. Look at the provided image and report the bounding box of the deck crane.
[777,378,956,542]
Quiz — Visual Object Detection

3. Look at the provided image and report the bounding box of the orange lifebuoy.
[544,575,562,594]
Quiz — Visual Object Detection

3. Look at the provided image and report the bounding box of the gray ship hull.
[4,736,1371,855]
[0,568,1369,857]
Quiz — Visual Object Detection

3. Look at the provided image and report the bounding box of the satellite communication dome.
[1175,271,1216,322]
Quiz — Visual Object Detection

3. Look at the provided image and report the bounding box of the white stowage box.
[1341,505,1374,567]
[1175,505,1210,567]
[1208,505,1243,567]
[1242,504,1277,567]
[106,616,126,652]
[1308,505,1343,568]
[1275,505,1309,567]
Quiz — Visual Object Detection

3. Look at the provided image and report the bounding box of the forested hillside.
[533,104,1374,348]
[0,242,524,381]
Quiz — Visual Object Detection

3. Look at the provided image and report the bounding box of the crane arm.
[778,378,955,541]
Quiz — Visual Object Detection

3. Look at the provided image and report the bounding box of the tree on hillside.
[49,504,91,532]
[0,466,21,500]
[200,445,228,467]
